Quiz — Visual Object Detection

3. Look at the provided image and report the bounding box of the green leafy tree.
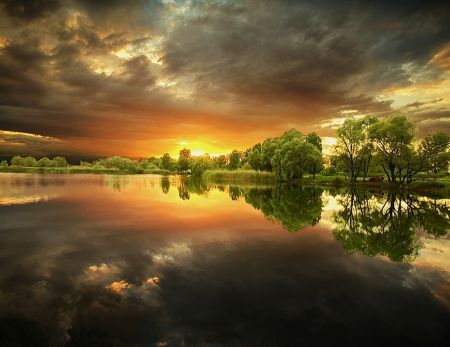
[213,155,227,169]
[177,148,191,173]
[334,115,378,181]
[421,131,450,174]
[260,137,279,172]
[148,156,160,167]
[273,139,321,179]
[227,150,242,170]
[268,129,323,179]
[159,153,176,171]
[247,148,262,171]
[190,155,214,176]
[368,115,416,183]
[96,156,141,172]
[308,150,324,178]
[52,156,68,167]
[23,156,37,167]
[306,132,323,152]
[1,160,8,167]
[10,156,24,166]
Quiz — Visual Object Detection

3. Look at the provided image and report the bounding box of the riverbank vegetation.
[1,115,449,191]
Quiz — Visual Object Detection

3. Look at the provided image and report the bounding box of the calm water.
[0,173,450,346]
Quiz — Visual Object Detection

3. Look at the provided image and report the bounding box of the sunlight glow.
[114,49,133,59]
[0,130,53,139]
[190,150,205,156]
[319,117,347,128]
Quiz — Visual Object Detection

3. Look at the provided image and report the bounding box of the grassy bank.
[203,169,277,182]
[2,166,449,196]
[301,175,450,197]
[0,166,174,175]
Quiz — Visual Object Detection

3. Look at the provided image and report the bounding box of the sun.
[190,150,205,156]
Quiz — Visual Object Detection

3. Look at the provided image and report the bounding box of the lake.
[1,173,449,346]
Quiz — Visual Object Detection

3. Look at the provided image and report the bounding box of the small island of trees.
[1,115,449,190]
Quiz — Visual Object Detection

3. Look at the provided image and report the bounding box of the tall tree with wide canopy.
[270,129,322,179]
[421,131,450,174]
[334,116,378,181]
[177,148,191,173]
[368,115,415,183]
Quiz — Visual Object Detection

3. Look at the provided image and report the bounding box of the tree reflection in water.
[103,176,450,261]
[181,177,324,233]
[333,190,450,262]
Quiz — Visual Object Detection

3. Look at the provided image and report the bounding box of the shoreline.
[1,168,449,197]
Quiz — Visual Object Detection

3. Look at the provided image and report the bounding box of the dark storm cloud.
[161,0,450,110]
[0,0,60,21]
[73,0,167,35]
[410,109,450,136]
[405,98,444,108]
[161,1,367,107]
[2,39,49,70]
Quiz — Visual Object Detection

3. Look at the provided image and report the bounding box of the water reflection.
[333,190,450,262]
[172,178,323,232]
[1,174,449,346]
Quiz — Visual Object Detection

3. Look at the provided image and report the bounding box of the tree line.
[2,114,449,182]
[1,156,68,168]
[334,115,450,184]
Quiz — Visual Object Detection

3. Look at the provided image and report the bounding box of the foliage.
[177,148,191,173]
[244,185,323,232]
[334,115,378,181]
[159,153,176,171]
[227,150,243,170]
[368,115,416,183]
[190,155,214,176]
[333,190,450,262]
[95,156,142,173]
[213,155,227,169]
[10,156,25,166]
[421,131,450,174]
[9,155,69,168]
[203,169,276,182]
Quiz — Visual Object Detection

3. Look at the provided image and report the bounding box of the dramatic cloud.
[1,0,449,159]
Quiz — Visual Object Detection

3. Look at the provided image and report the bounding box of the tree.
[368,115,416,183]
[306,132,323,152]
[272,140,319,179]
[190,155,214,176]
[23,156,37,167]
[421,131,450,174]
[37,157,50,167]
[308,150,324,179]
[213,155,227,169]
[1,160,8,167]
[268,129,322,180]
[177,148,191,173]
[52,156,68,167]
[227,150,242,170]
[159,153,176,171]
[247,148,262,171]
[260,137,279,172]
[10,156,24,166]
[334,115,378,181]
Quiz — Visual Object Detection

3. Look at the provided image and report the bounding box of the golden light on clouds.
[431,44,450,72]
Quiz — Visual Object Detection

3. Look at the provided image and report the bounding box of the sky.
[1,0,450,161]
